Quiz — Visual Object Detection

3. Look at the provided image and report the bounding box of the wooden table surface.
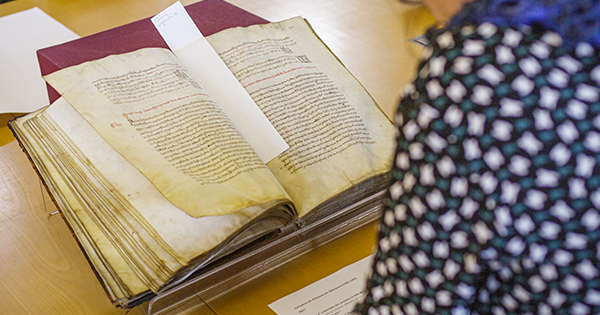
[0,0,434,314]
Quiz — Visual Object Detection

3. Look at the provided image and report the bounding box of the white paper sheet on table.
[151,2,288,163]
[0,7,79,113]
[268,255,373,315]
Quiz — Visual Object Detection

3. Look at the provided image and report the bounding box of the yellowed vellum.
[44,48,288,217]
[11,111,149,298]
[45,98,286,263]
[207,17,396,216]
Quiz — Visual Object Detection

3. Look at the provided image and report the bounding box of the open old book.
[10,16,394,308]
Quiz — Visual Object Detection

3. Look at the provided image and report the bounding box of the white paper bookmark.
[151,2,288,163]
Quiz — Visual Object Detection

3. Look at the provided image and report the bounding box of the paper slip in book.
[151,1,288,163]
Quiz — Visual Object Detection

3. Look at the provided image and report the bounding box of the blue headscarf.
[449,0,600,47]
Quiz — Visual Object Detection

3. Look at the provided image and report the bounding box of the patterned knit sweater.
[355,3,600,314]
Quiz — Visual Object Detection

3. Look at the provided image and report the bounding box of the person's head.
[420,0,472,23]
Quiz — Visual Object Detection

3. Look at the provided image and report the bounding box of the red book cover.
[37,0,268,103]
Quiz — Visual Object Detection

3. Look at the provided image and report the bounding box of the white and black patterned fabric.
[355,23,600,315]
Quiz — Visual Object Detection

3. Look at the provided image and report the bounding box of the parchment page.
[207,17,396,216]
[13,98,294,296]
[22,112,172,292]
[11,111,149,299]
[44,48,288,217]
[45,98,291,264]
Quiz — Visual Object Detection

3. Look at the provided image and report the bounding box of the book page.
[206,17,396,216]
[14,97,296,295]
[45,98,292,264]
[10,109,150,299]
[44,48,289,218]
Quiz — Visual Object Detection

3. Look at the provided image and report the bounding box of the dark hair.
[449,0,600,47]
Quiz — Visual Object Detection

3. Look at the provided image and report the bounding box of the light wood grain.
[0,0,436,314]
